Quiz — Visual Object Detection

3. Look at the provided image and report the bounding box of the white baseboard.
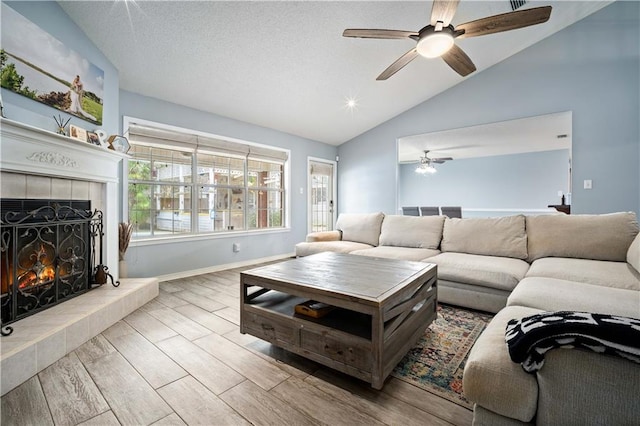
[156,252,295,282]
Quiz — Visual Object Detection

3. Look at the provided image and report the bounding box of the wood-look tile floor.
[1,262,472,426]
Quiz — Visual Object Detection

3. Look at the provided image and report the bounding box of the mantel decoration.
[86,131,101,147]
[53,114,71,135]
[107,135,131,154]
[69,124,87,142]
[118,222,133,278]
[94,129,108,146]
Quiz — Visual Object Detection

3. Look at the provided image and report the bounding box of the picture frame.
[69,124,88,143]
[1,4,104,125]
[86,131,102,147]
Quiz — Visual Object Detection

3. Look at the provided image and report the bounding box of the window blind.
[127,123,288,161]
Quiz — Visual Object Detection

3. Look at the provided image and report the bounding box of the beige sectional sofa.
[295,211,640,425]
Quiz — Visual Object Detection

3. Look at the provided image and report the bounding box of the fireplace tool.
[1,227,12,335]
[91,210,119,287]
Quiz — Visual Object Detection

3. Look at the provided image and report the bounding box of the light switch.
[299,187,304,194]
[584,179,592,189]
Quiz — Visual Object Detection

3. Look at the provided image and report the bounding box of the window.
[126,121,287,239]
[247,159,284,229]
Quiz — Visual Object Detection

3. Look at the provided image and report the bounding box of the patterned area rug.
[391,304,493,409]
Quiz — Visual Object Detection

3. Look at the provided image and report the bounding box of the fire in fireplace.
[17,243,56,290]
[1,199,103,335]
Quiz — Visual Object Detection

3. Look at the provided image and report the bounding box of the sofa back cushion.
[335,212,384,246]
[526,212,639,262]
[441,215,528,259]
[379,215,445,249]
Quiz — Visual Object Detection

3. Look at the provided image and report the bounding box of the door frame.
[307,157,338,234]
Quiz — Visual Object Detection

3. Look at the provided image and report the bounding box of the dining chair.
[401,206,420,216]
[420,206,440,216]
[440,206,462,218]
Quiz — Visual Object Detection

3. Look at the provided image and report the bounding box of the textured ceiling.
[58,1,610,145]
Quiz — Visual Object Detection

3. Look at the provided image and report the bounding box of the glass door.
[308,158,336,233]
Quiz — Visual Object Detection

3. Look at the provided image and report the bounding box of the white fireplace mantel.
[0,118,160,398]
[0,117,127,274]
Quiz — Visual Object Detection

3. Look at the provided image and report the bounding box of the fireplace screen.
[1,199,101,331]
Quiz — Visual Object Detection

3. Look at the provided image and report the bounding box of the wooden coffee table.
[240,252,437,389]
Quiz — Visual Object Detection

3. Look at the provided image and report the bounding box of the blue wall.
[3,1,637,276]
[119,91,337,277]
[338,1,640,216]
[1,1,119,135]
[399,149,570,216]
[1,1,337,277]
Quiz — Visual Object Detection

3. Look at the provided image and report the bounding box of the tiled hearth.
[1,278,158,395]
[0,118,158,395]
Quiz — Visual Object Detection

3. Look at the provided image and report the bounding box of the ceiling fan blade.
[441,44,476,76]
[430,0,460,26]
[433,157,453,162]
[377,48,419,80]
[456,6,552,39]
[343,29,418,39]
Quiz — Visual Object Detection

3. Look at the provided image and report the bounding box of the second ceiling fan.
[415,150,453,174]
[343,0,552,80]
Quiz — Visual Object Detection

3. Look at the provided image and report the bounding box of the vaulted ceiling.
[59,1,611,145]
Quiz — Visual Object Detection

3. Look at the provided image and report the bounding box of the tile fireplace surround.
[0,118,158,396]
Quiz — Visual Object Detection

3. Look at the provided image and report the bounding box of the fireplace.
[0,118,159,397]
[1,199,103,332]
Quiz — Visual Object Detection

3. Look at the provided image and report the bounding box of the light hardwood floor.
[1,262,473,426]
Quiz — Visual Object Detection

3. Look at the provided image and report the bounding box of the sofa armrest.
[306,230,342,242]
[627,232,640,274]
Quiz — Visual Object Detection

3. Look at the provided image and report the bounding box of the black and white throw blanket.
[505,311,640,373]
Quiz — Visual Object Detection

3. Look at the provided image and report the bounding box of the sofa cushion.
[438,280,510,314]
[335,212,384,246]
[305,230,341,242]
[295,241,372,257]
[628,233,640,274]
[378,215,445,249]
[464,305,542,423]
[441,215,528,259]
[507,277,640,318]
[428,252,529,292]
[350,246,440,262]
[526,212,639,262]
[525,257,640,291]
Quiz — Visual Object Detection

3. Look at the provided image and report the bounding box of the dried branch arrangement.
[118,222,133,261]
[53,114,71,135]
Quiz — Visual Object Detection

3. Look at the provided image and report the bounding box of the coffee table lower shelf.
[240,278,437,389]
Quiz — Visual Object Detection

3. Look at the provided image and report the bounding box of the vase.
[119,260,128,279]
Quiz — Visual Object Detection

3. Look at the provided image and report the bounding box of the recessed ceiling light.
[343,96,359,113]
[346,97,357,109]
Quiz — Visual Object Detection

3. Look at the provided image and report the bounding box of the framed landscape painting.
[0,3,104,125]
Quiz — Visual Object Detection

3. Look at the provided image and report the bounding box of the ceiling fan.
[343,0,552,80]
[415,150,453,174]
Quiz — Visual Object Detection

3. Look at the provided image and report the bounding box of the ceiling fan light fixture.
[416,163,437,174]
[416,31,454,58]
